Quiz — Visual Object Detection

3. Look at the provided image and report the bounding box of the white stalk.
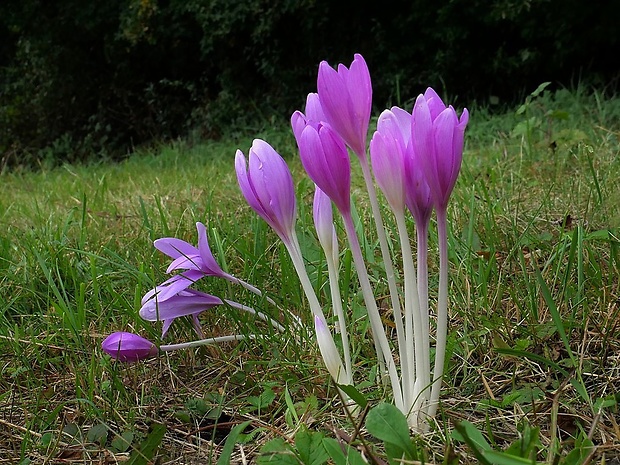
[224,299,287,333]
[395,211,428,426]
[160,334,255,351]
[342,212,404,411]
[428,207,449,419]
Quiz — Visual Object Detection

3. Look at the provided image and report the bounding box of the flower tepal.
[235,139,297,246]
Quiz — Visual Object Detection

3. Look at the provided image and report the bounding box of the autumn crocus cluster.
[102,53,467,430]
[234,54,469,427]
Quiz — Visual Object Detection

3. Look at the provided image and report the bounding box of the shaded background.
[1,0,618,166]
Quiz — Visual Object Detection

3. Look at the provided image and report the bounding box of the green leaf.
[365,403,415,459]
[336,384,368,409]
[452,421,493,465]
[217,421,252,465]
[295,427,328,465]
[127,423,166,465]
[322,438,367,465]
[111,431,134,453]
[530,82,551,98]
[257,438,299,465]
[86,423,108,446]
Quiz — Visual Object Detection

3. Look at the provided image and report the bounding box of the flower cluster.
[102,53,468,429]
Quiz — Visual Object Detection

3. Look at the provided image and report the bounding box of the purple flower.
[292,119,351,215]
[370,109,408,212]
[317,54,372,158]
[102,332,158,362]
[235,139,297,245]
[155,222,232,279]
[412,88,469,210]
[140,289,222,338]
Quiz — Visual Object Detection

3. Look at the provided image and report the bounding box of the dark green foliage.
[1,0,618,166]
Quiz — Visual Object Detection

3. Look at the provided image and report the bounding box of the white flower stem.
[342,212,403,411]
[231,276,303,328]
[416,220,431,418]
[160,334,255,351]
[394,211,427,424]
[428,207,449,418]
[325,254,353,380]
[357,156,403,339]
[223,299,287,333]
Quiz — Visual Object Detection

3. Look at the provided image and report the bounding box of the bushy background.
[1,0,618,165]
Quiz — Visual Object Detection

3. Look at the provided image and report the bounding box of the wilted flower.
[102,332,158,362]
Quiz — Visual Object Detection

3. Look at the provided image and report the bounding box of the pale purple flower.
[412,88,469,210]
[370,109,408,212]
[317,54,372,158]
[293,120,351,215]
[140,289,222,338]
[313,186,338,263]
[235,139,297,245]
[102,332,158,362]
[155,222,232,279]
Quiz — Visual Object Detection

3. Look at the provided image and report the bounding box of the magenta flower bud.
[235,139,297,245]
[317,53,372,158]
[296,122,351,215]
[412,88,469,209]
[102,332,158,362]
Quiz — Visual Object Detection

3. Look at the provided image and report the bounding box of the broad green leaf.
[336,384,368,409]
[111,431,134,453]
[257,438,299,465]
[86,423,108,446]
[295,427,328,465]
[365,403,415,459]
[322,438,366,465]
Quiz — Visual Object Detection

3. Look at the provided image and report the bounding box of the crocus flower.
[412,88,469,210]
[235,139,297,245]
[293,120,351,215]
[140,289,222,338]
[155,222,233,279]
[317,53,372,158]
[370,110,408,213]
[102,332,158,362]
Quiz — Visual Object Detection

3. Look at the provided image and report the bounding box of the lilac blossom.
[317,53,372,158]
[235,139,297,246]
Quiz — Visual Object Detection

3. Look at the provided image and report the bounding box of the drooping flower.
[235,139,297,245]
[102,332,158,362]
[155,222,233,279]
[317,53,372,158]
[140,289,222,338]
[292,119,351,215]
[412,88,469,210]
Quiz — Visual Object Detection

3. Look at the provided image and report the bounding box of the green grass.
[1,86,619,464]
